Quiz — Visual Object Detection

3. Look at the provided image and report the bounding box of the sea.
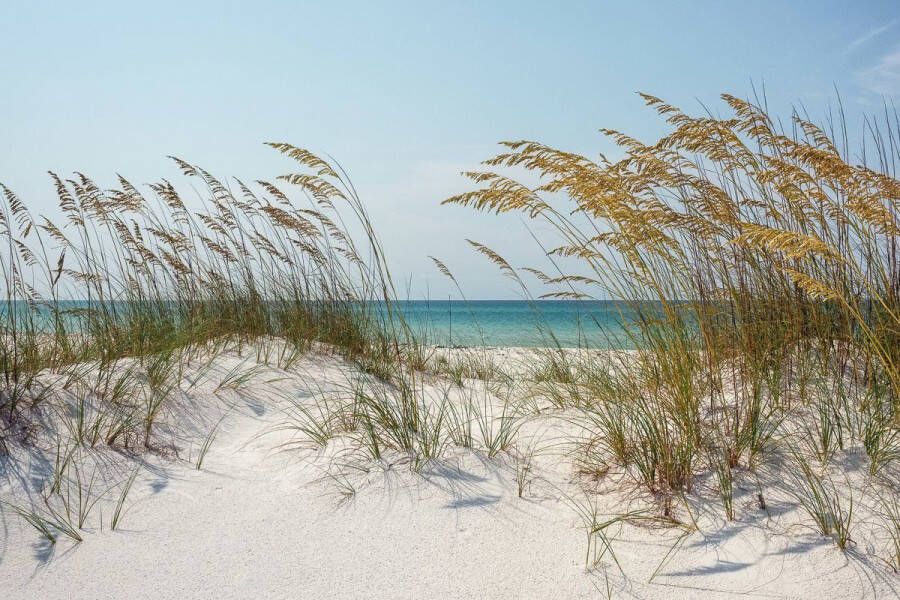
[394,300,636,348]
[2,300,645,349]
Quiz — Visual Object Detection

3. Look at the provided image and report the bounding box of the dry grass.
[444,92,899,551]
[0,144,418,453]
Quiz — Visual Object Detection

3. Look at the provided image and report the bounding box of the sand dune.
[1,346,897,599]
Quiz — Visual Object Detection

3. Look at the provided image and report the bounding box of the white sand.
[1,346,897,599]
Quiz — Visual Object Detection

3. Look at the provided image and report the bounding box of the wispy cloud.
[858,46,900,95]
[848,19,897,51]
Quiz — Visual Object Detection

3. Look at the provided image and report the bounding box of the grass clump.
[445,91,900,529]
[788,454,854,550]
[0,144,426,540]
[0,143,417,450]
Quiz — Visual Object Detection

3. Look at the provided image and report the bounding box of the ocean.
[394,300,636,348]
[2,299,643,349]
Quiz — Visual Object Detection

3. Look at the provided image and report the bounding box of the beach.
[1,344,896,599]
[1,68,898,599]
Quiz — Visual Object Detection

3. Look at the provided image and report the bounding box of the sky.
[2,1,899,299]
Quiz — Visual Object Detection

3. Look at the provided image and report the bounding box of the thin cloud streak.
[848,19,897,51]
[857,45,900,95]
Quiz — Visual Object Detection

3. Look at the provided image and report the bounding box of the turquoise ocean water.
[395,300,636,348]
[3,300,641,349]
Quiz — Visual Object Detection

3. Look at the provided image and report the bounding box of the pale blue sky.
[2,1,899,298]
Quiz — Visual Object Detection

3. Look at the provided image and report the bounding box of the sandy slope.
[0,347,897,599]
